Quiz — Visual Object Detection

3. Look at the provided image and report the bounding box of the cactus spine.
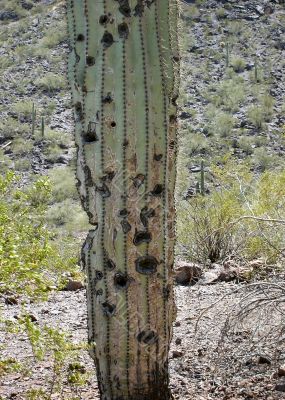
[67,1,179,399]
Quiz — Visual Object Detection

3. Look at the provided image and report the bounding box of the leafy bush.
[247,105,265,129]
[35,73,66,92]
[231,56,246,73]
[207,77,246,112]
[0,172,77,297]
[177,160,285,265]
[210,111,236,137]
[48,166,78,203]
[46,198,89,233]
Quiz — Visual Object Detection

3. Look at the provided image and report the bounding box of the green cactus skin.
[41,116,45,138]
[67,1,179,398]
[32,103,36,137]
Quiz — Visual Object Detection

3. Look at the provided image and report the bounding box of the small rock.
[172,351,183,359]
[0,11,19,21]
[175,261,202,285]
[264,5,274,15]
[275,40,285,50]
[21,0,34,10]
[175,338,182,345]
[275,382,285,392]
[278,365,285,377]
[190,165,201,173]
[174,321,181,327]
[258,355,271,365]
[63,280,84,291]
[5,296,18,305]
[255,5,264,15]
[56,155,69,164]
[180,111,191,119]
[28,314,38,322]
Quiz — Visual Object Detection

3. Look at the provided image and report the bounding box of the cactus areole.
[67,0,180,398]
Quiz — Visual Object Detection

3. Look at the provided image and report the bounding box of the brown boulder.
[175,261,202,285]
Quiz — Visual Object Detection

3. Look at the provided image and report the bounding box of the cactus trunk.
[67,1,179,398]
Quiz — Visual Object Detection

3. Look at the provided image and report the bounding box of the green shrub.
[247,105,265,129]
[177,160,285,265]
[11,137,33,155]
[253,148,276,171]
[48,167,78,203]
[39,26,67,49]
[11,100,36,118]
[207,77,246,112]
[34,73,66,92]
[238,136,254,155]
[188,132,210,156]
[46,199,89,233]
[211,111,236,137]
[0,116,30,139]
[0,172,77,297]
[0,56,13,70]
[216,7,226,19]
[231,56,246,73]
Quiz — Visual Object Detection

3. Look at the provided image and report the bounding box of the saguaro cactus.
[67,1,180,398]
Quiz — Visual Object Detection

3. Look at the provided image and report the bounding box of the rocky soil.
[1,278,285,399]
[1,0,285,399]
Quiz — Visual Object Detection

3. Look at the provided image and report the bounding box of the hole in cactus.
[135,256,158,275]
[110,121,116,128]
[77,34,85,41]
[102,170,115,181]
[99,14,109,24]
[74,102,83,119]
[169,114,177,123]
[119,208,128,217]
[96,289,103,296]
[95,271,103,280]
[118,22,129,39]
[121,220,131,234]
[102,93,113,103]
[101,32,114,48]
[137,330,158,345]
[84,166,93,187]
[96,183,111,198]
[106,258,116,271]
[172,95,178,106]
[169,140,176,150]
[86,56,95,66]
[173,55,180,62]
[102,302,116,317]
[133,174,145,188]
[154,153,163,161]
[133,231,152,246]
[134,1,144,16]
[116,0,131,17]
[114,272,129,289]
[84,122,98,143]
[140,207,155,227]
[151,184,164,197]
[163,285,171,299]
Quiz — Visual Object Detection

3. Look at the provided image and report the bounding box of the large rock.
[0,11,19,21]
[175,261,202,286]
[63,279,85,291]
[203,261,252,284]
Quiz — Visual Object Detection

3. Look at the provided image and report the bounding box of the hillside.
[1,0,285,399]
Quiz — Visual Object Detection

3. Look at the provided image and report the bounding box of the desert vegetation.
[1,0,285,399]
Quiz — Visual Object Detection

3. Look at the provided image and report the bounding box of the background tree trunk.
[67,0,180,398]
